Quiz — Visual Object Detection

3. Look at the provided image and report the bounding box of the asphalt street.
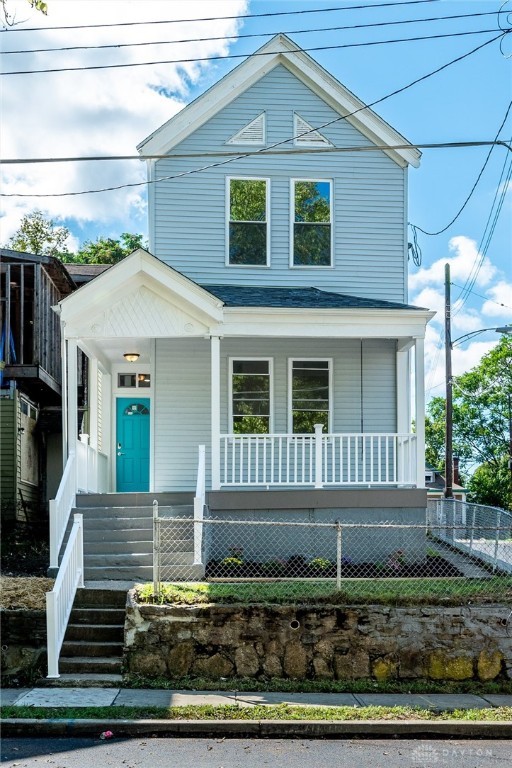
[1,738,511,767]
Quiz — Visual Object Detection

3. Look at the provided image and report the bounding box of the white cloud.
[481,281,512,319]
[0,0,248,245]
[409,235,496,292]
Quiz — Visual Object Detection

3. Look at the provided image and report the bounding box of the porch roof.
[203,285,426,311]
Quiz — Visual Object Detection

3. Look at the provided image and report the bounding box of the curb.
[3,718,512,739]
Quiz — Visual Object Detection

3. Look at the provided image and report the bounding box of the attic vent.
[294,113,332,146]
[227,113,266,145]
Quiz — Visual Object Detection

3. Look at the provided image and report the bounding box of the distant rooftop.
[64,263,112,284]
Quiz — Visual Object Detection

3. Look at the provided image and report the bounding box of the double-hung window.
[230,359,272,434]
[289,359,331,433]
[291,179,332,267]
[227,178,269,266]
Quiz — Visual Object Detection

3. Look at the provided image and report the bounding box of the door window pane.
[232,359,271,433]
[291,360,330,433]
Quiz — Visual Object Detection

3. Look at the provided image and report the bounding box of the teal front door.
[116,398,150,492]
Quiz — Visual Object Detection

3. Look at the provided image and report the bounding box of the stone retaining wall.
[0,609,46,680]
[125,594,512,682]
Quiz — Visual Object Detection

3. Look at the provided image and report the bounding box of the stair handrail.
[49,450,77,569]
[46,513,84,678]
[193,445,206,565]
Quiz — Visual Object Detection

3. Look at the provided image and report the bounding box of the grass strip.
[123,674,512,696]
[138,577,512,607]
[2,704,512,722]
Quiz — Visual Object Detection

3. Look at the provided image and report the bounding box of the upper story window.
[227,178,269,266]
[289,359,331,433]
[291,179,332,267]
[230,358,272,433]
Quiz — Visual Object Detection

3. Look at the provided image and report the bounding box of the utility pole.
[444,263,453,499]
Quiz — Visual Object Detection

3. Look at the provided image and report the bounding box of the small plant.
[386,549,406,571]
[309,557,332,571]
[426,547,441,558]
[220,556,244,568]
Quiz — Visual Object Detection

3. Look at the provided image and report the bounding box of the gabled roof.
[203,285,426,311]
[138,34,420,168]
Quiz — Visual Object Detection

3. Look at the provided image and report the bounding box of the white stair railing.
[49,451,77,570]
[46,513,84,678]
[193,445,206,565]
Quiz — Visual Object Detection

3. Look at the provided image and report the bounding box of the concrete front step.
[83,517,153,531]
[59,656,123,675]
[85,539,153,554]
[73,589,127,608]
[44,672,123,687]
[61,641,124,658]
[84,565,153,581]
[70,608,126,624]
[84,528,153,544]
[65,623,124,642]
[85,553,154,568]
[76,492,194,508]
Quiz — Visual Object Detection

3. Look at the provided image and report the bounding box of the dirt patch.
[0,576,54,610]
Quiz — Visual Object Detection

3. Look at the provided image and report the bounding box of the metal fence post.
[336,521,342,590]
[469,505,476,555]
[153,500,159,598]
[493,509,501,573]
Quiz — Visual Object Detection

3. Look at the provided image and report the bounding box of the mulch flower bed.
[205,556,462,579]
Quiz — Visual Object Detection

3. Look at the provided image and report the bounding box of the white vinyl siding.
[153,64,408,302]
[154,338,211,491]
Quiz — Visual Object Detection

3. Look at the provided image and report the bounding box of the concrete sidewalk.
[2,686,512,712]
[2,688,512,739]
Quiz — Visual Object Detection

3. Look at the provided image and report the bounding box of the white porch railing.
[193,445,206,565]
[76,434,109,493]
[49,451,76,569]
[46,513,84,678]
[220,428,417,487]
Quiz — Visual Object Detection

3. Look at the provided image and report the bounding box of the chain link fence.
[153,500,512,599]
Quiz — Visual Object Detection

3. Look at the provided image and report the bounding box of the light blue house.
[52,35,434,581]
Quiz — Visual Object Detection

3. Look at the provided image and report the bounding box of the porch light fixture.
[123,353,140,363]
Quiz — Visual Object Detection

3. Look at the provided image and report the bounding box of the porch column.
[67,339,78,456]
[396,340,413,434]
[61,321,68,468]
[211,335,221,490]
[414,337,425,488]
[88,356,99,451]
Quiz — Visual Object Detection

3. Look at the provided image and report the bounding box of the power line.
[2,141,509,165]
[1,32,504,198]
[451,283,512,311]
[1,28,502,76]
[2,11,497,55]
[411,99,512,236]
[453,145,512,316]
[0,0,440,33]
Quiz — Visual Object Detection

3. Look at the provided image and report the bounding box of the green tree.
[468,457,510,509]
[6,210,71,258]
[75,233,147,264]
[425,336,512,509]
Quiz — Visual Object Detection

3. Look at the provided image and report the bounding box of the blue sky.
[1,0,510,395]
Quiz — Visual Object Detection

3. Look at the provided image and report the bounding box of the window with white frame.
[231,359,272,434]
[291,180,332,267]
[227,178,269,266]
[289,359,331,433]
